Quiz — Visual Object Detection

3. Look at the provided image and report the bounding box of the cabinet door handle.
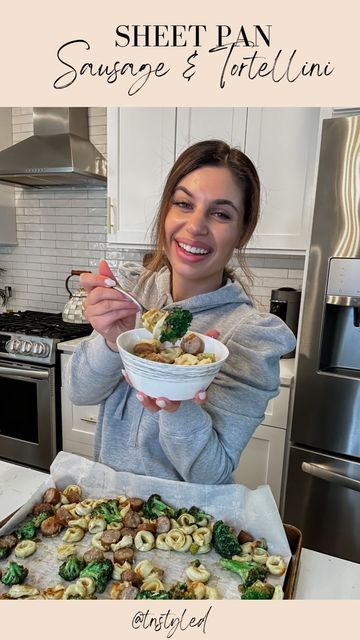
[107,197,115,233]
[301,462,360,492]
[80,416,97,424]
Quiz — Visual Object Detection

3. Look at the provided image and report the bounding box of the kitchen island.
[0,460,359,599]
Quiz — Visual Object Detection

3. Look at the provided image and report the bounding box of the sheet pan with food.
[0,452,291,600]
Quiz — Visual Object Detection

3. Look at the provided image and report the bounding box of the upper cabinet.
[107,108,176,245]
[0,108,16,246]
[107,107,324,254]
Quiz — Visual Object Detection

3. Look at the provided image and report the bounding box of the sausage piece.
[32,502,54,516]
[100,530,122,547]
[63,489,81,504]
[119,585,139,599]
[42,488,61,505]
[54,506,74,526]
[128,498,144,512]
[123,511,142,529]
[0,534,18,550]
[83,548,105,564]
[180,332,204,355]
[237,530,254,545]
[113,548,134,565]
[136,522,157,534]
[156,516,171,534]
[121,570,143,588]
[119,528,137,539]
[40,516,62,537]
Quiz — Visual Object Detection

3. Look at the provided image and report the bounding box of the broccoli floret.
[0,547,11,561]
[219,558,268,588]
[1,562,29,586]
[80,559,113,593]
[32,511,52,528]
[188,505,213,523]
[159,307,193,343]
[212,520,242,559]
[16,521,37,540]
[142,494,177,520]
[136,590,170,600]
[58,556,86,582]
[92,499,122,524]
[168,582,196,600]
[240,580,275,600]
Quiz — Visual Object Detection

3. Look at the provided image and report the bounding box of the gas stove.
[0,310,92,365]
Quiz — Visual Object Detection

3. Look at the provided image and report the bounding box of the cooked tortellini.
[15,540,37,558]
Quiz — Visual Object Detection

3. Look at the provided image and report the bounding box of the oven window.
[0,377,38,443]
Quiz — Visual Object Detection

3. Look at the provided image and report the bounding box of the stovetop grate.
[0,310,92,340]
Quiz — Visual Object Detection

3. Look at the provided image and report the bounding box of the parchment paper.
[0,452,291,599]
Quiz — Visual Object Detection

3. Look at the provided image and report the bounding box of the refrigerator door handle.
[301,462,360,493]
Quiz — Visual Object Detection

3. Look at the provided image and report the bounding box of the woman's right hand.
[81,259,139,351]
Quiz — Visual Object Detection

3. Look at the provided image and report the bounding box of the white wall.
[0,108,304,313]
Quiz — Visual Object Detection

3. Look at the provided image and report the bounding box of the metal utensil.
[111,284,145,313]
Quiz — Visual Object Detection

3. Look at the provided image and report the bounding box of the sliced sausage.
[156,516,171,534]
[180,332,204,355]
[54,506,73,526]
[64,489,81,504]
[237,529,254,545]
[0,534,18,549]
[119,527,137,539]
[100,530,122,547]
[128,498,144,512]
[119,585,139,599]
[32,502,54,516]
[121,569,143,587]
[83,547,105,564]
[42,488,61,505]
[113,548,134,565]
[136,522,157,534]
[40,516,62,537]
[123,511,141,529]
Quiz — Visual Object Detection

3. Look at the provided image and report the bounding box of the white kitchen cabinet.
[0,108,16,246]
[233,381,291,506]
[175,108,247,155]
[107,108,176,245]
[246,108,320,252]
[107,106,323,254]
[60,352,97,459]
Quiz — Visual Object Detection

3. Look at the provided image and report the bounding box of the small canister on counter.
[270,287,301,358]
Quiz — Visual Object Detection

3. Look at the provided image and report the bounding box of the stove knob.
[31,342,41,355]
[5,338,21,353]
[20,340,32,354]
[40,343,50,357]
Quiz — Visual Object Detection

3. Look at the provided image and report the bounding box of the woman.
[65,139,296,484]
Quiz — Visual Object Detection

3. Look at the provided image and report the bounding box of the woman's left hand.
[125,329,220,413]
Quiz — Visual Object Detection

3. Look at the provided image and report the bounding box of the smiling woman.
[65,139,296,485]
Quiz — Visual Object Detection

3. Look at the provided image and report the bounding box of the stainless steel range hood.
[0,108,107,188]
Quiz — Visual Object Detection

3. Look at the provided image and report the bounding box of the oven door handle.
[0,366,49,380]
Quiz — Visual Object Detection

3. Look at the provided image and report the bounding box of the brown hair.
[143,139,260,289]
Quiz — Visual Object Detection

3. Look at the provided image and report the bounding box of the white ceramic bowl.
[117,328,229,401]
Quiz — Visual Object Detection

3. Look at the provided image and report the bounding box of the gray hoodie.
[65,262,296,484]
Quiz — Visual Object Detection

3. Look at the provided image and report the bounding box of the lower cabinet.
[61,353,97,460]
[233,384,291,507]
[233,424,286,507]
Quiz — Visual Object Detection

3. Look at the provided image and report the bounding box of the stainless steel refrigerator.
[283,114,360,564]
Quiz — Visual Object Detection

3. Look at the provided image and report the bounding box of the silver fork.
[111,284,146,313]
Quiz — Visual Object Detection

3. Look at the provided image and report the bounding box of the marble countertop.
[0,460,359,599]
[57,337,295,386]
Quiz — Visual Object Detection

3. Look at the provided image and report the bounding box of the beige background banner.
[0,0,359,105]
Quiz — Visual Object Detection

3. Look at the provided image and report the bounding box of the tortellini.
[15,540,37,558]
